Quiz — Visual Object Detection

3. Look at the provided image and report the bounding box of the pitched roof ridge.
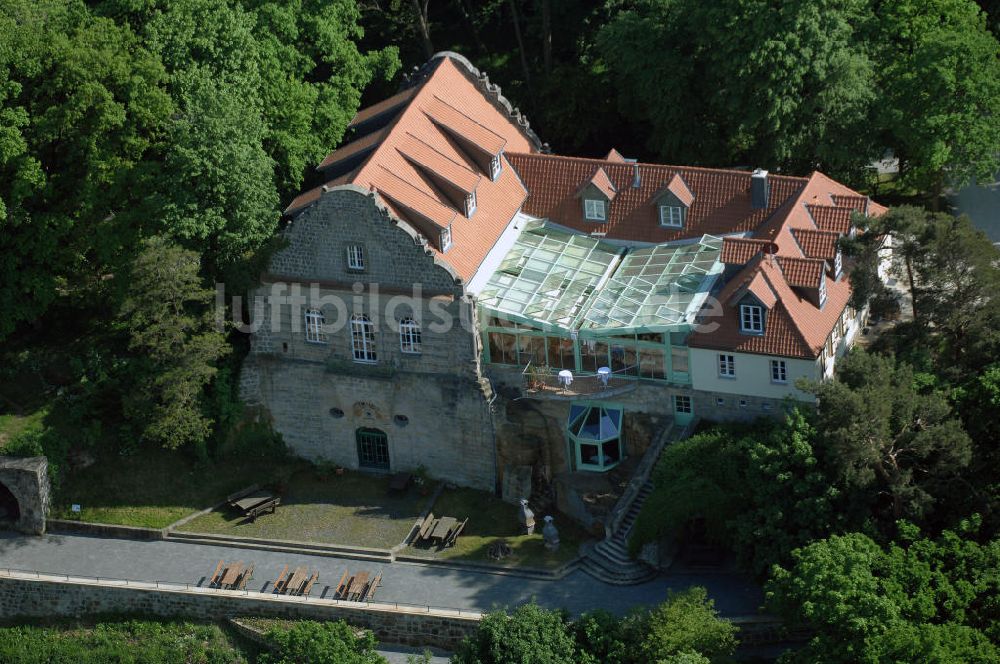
[505,151,812,183]
[317,127,387,171]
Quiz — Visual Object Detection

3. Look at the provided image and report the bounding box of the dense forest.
[1,0,999,661]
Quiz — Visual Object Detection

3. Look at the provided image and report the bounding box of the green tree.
[636,587,738,664]
[804,349,972,522]
[117,236,227,451]
[451,603,577,664]
[875,0,1000,198]
[261,620,387,664]
[0,0,172,337]
[766,520,1000,663]
[597,0,878,180]
[631,413,847,574]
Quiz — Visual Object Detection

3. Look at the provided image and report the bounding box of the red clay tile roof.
[806,204,854,235]
[721,237,772,265]
[579,167,617,201]
[397,132,481,195]
[777,256,825,288]
[665,173,694,207]
[423,95,507,157]
[317,127,386,171]
[690,171,886,359]
[348,87,417,128]
[831,194,868,214]
[746,270,778,309]
[506,152,808,243]
[605,148,628,162]
[791,228,839,259]
[285,55,536,281]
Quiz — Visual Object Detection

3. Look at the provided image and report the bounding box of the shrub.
[260,620,386,664]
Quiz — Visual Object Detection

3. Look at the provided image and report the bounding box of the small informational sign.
[71,504,81,513]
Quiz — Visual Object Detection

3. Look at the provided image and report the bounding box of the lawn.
[0,618,254,663]
[50,447,312,529]
[406,488,590,569]
[180,470,427,549]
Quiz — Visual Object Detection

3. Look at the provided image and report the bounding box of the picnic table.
[334,569,382,602]
[416,513,468,547]
[273,565,318,596]
[208,560,254,590]
[228,489,280,521]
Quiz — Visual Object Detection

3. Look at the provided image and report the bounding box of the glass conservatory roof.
[578,235,725,332]
[479,221,724,333]
[477,221,622,329]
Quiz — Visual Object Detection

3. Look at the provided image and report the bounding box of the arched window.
[399,317,421,354]
[304,309,326,343]
[356,428,389,470]
[351,314,377,363]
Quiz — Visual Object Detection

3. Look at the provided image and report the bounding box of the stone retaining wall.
[0,572,478,650]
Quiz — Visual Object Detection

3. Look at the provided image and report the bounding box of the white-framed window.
[718,353,735,378]
[739,399,748,408]
[715,397,725,406]
[674,395,692,414]
[584,199,606,221]
[351,313,377,363]
[659,205,684,227]
[440,227,452,251]
[305,308,327,343]
[347,244,364,271]
[819,275,827,306]
[740,304,764,333]
[770,359,787,383]
[465,190,477,217]
[762,401,773,411]
[834,250,843,278]
[490,153,502,181]
[399,317,421,354]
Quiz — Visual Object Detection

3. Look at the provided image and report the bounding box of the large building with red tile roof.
[242,52,890,494]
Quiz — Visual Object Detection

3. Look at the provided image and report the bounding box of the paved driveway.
[0,532,762,617]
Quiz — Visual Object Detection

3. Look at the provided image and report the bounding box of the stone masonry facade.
[0,456,50,535]
[241,186,497,490]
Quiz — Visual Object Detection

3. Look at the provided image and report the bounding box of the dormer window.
[834,250,843,279]
[584,199,606,221]
[659,205,684,228]
[465,190,477,218]
[819,275,827,306]
[490,154,502,181]
[440,226,452,251]
[740,304,764,334]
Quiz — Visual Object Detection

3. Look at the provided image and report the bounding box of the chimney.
[751,169,769,209]
[632,162,641,188]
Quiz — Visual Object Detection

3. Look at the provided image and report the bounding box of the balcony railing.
[521,362,639,398]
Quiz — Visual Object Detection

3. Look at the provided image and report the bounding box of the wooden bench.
[226,484,260,506]
[417,512,436,541]
[272,564,288,594]
[445,518,468,547]
[364,571,382,601]
[237,562,254,590]
[208,560,224,587]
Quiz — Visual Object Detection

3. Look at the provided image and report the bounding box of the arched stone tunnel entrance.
[0,482,20,524]
[0,456,50,535]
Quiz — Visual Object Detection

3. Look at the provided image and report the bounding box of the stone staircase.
[579,481,657,585]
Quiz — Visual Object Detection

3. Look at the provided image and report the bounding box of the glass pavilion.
[479,220,724,384]
[477,221,724,472]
